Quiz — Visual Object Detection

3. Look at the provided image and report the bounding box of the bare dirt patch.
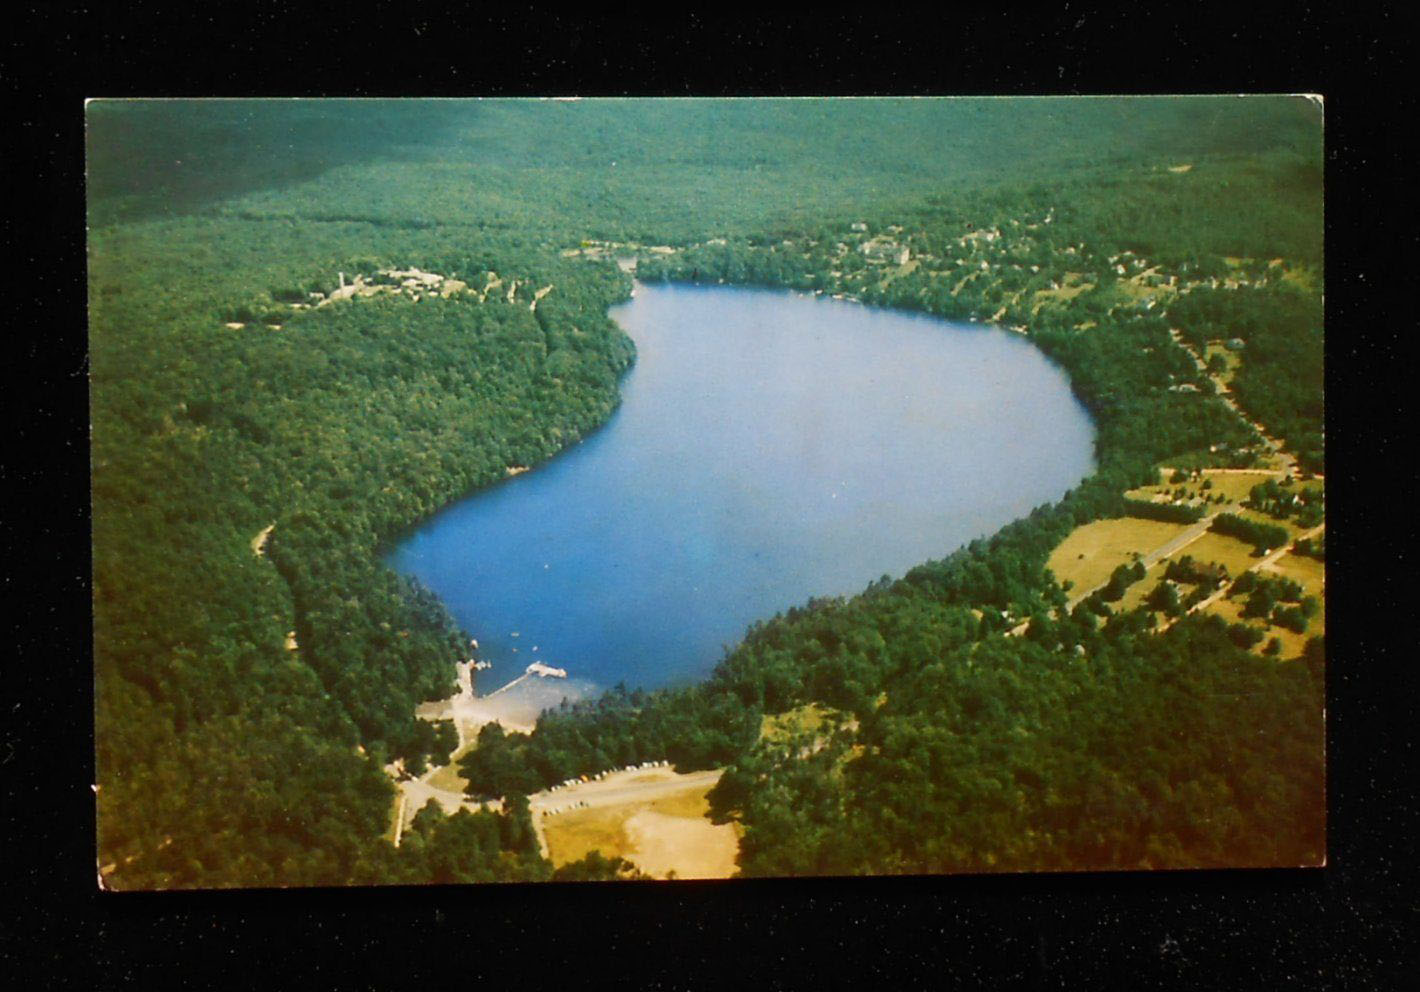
[622,808,739,880]
[541,780,738,880]
[250,523,275,557]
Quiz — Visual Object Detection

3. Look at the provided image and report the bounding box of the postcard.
[88,96,1324,888]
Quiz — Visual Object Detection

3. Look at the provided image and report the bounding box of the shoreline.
[411,661,546,743]
[390,662,591,840]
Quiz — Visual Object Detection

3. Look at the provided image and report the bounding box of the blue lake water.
[387,283,1095,704]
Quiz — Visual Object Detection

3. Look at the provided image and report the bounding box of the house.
[858,237,910,266]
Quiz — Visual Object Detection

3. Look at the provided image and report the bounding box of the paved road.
[1055,512,1220,618]
[1005,511,1217,637]
[1015,331,1315,634]
[1161,522,1326,632]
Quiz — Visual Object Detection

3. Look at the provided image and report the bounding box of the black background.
[7,6,1415,989]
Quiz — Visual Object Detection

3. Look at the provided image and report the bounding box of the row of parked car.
[547,759,672,793]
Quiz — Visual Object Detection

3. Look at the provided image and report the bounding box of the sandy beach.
[394,663,596,837]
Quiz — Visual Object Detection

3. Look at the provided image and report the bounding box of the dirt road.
[395,762,725,862]
[530,767,723,816]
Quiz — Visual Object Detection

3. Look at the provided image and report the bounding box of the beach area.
[391,660,595,840]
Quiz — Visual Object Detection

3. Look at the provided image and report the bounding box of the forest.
[88,98,1324,886]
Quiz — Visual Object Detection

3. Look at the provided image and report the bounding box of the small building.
[1226,338,1246,350]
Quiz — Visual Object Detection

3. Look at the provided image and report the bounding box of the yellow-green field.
[1130,468,1281,507]
[761,702,836,743]
[1192,548,1324,660]
[1265,548,1326,594]
[541,784,739,880]
[1113,529,1263,619]
[1032,273,1093,308]
[1173,531,1260,578]
[425,758,469,794]
[1051,464,1322,653]
[1202,595,1314,660]
[1261,550,1326,644]
[1114,562,1167,613]
[1202,341,1243,386]
[1047,517,1193,594]
[1232,506,1316,539]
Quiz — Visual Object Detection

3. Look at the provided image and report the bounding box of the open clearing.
[1031,273,1094,312]
[540,771,738,879]
[1259,549,1326,645]
[1202,594,1318,660]
[1130,468,1282,507]
[1168,531,1260,580]
[1202,342,1243,387]
[1264,548,1326,593]
[761,702,836,743]
[1111,527,1260,615]
[1114,563,1166,613]
[424,754,470,794]
[1048,517,1193,593]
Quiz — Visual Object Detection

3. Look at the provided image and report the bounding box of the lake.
[387,283,1095,704]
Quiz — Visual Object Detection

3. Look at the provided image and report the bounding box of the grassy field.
[425,757,470,794]
[1031,273,1094,311]
[1265,548,1326,592]
[541,782,739,880]
[1047,517,1194,594]
[1203,342,1243,387]
[1203,594,1317,661]
[1116,563,1168,614]
[761,702,836,743]
[1129,468,1281,507]
[1234,506,1318,538]
[1260,549,1327,648]
[1172,531,1262,578]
